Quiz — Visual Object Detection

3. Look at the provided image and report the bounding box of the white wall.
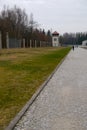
[52,36,59,47]
[82,40,87,46]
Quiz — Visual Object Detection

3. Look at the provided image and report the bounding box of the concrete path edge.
[5,50,71,130]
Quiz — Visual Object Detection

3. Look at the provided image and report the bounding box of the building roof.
[52,31,59,35]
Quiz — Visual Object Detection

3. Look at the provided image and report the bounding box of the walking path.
[14,47,87,130]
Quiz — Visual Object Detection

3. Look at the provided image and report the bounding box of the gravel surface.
[14,47,87,130]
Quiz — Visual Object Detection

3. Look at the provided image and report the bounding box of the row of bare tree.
[0,6,52,48]
[59,32,87,45]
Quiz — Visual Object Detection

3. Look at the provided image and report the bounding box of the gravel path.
[14,47,87,130]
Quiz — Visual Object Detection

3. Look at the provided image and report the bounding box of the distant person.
[72,46,74,51]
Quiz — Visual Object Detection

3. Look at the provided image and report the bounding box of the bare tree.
[0,5,28,38]
[29,13,38,33]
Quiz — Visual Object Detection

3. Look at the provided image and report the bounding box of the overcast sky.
[0,0,87,34]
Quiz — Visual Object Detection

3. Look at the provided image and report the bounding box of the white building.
[52,31,59,47]
[82,40,87,46]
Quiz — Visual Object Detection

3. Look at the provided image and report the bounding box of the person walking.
[72,45,74,51]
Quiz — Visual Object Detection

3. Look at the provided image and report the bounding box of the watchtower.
[52,31,59,47]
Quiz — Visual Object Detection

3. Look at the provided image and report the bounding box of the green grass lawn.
[0,47,71,130]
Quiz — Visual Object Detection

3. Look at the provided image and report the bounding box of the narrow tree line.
[59,32,87,46]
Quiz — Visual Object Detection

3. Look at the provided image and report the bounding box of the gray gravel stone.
[14,47,87,130]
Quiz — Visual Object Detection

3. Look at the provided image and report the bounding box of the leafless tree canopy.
[0,6,29,38]
[0,5,52,43]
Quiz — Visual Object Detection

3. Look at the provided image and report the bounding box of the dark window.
[54,38,57,41]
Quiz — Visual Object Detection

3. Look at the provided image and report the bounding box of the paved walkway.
[14,47,87,130]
